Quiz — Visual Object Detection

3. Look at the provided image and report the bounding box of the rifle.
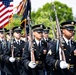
[52,2,66,61]
[52,25,57,40]
[9,29,14,58]
[50,16,57,40]
[27,11,35,63]
[8,16,14,58]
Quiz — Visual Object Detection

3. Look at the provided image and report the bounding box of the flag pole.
[8,10,14,58]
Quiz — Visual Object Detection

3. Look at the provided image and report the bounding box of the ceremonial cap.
[43,27,50,34]
[0,28,7,33]
[12,26,22,33]
[6,29,13,35]
[32,24,45,33]
[60,21,76,31]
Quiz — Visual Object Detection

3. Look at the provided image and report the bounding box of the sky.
[14,0,76,16]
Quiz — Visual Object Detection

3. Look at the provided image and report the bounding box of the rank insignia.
[48,49,52,55]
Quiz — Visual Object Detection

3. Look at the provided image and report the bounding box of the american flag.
[0,0,13,28]
[13,0,26,15]
[17,0,24,15]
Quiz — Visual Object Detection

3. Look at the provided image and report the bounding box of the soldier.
[43,27,54,75]
[43,27,52,43]
[46,21,76,75]
[22,24,48,75]
[4,26,26,75]
[0,28,7,75]
[6,30,12,42]
[42,26,54,51]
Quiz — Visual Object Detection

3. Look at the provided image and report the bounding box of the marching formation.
[0,21,76,75]
[0,0,76,75]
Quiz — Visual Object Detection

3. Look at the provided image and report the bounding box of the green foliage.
[13,17,21,26]
[5,1,75,39]
[5,14,22,29]
[31,1,74,38]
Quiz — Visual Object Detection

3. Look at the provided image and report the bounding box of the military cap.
[60,21,76,31]
[12,26,22,33]
[6,29,13,35]
[43,27,50,34]
[32,24,45,33]
[0,28,7,33]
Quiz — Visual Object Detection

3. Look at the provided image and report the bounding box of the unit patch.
[48,49,52,55]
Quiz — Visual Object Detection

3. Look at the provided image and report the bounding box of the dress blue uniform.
[0,28,8,75]
[46,21,76,75]
[43,26,54,75]
[22,24,48,75]
[4,26,26,75]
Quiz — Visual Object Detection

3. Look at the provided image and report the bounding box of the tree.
[5,14,22,29]
[32,1,73,23]
[5,1,74,38]
[31,1,74,38]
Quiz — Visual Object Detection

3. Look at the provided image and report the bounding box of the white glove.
[9,57,15,63]
[28,61,37,69]
[60,61,69,69]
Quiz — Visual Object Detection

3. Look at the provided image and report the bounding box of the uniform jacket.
[0,40,8,71]
[4,39,25,75]
[22,39,48,75]
[43,37,52,43]
[46,39,76,75]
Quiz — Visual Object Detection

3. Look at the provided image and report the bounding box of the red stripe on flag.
[0,10,8,18]
[9,2,13,18]
[0,16,9,23]
[0,2,13,28]
[0,22,9,28]
[17,0,24,15]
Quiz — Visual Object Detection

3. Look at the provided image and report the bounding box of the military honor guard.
[43,27,52,43]
[46,21,76,75]
[43,26,55,75]
[4,26,25,75]
[0,28,8,75]
[22,24,48,75]
[5,30,12,42]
